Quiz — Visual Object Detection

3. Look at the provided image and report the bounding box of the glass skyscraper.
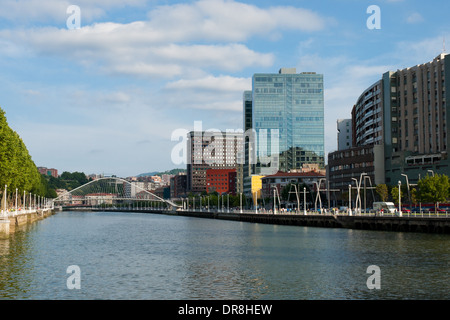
[249,68,325,175]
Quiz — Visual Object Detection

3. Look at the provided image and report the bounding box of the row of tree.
[377,174,450,210]
[182,174,450,210]
[0,107,51,198]
[43,171,89,193]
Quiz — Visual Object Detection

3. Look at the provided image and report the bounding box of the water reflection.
[0,212,449,299]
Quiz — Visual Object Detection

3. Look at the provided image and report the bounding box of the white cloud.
[166,75,251,92]
[0,0,147,24]
[147,0,327,42]
[162,75,250,112]
[406,13,424,24]
[0,0,328,79]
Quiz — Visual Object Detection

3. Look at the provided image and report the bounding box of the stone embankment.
[0,209,55,239]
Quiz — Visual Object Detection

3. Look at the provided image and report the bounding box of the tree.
[410,188,418,207]
[375,184,389,202]
[417,174,450,212]
[0,107,47,200]
[391,186,403,205]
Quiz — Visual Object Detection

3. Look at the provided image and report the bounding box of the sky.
[1,0,449,178]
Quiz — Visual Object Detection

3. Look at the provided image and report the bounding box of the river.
[0,211,448,300]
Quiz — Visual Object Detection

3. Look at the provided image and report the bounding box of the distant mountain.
[137,168,186,177]
[136,171,158,177]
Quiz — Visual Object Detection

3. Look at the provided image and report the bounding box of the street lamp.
[351,178,358,214]
[427,170,435,177]
[398,181,402,217]
[15,188,18,217]
[240,192,242,213]
[273,187,277,214]
[291,184,300,214]
[401,173,411,214]
[348,184,352,216]
[303,187,307,215]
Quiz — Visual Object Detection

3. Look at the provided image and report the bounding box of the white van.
[373,202,397,214]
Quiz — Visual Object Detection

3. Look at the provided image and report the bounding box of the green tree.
[410,188,418,207]
[417,174,450,211]
[391,186,403,205]
[0,107,47,200]
[375,184,389,202]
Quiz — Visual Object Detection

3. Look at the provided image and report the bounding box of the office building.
[329,79,386,195]
[243,68,325,196]
[206,168,237,195]
[252,68,325,172]
[329,53,450,199]
[383,53,450,184]
[170,172,187,198]
[187,131,243,194]
[336,119,352,151]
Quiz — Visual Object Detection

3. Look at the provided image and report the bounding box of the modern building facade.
[383,53,450,184]
[329,79,385,195]
[353,79,384,147]
[329,53,450,199]
[206,168,237,195]
[243,68,325,197]
[337,119,352,151]
[251,68,325,173]
[260,171,326,200]
[187,131,243,194]
[170,172,187,198]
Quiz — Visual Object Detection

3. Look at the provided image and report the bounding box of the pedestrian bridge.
[52,177,180,210]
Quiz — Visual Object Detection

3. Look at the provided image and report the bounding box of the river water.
[0,211,448,300]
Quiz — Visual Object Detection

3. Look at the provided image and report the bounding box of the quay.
[0,208,55,239]
[175,210,450,234]
[69,206,450,234]
[173,210,450,234]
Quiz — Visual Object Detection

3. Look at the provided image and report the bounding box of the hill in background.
[137,168,186,177]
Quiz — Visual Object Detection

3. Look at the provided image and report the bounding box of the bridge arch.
[52,177,180,210]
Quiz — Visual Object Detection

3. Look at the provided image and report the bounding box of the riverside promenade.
[71,206,450,234]
[0,208,55,239]
[173,210,450,234]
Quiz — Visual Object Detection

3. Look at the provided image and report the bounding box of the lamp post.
[348,184,352,216]
[398,180,402,217]
[240,192,243,213]
[351,178,358,214]
[273,188,276,214]
[291,184,300,214]
[427,170,435,177]
[303,187,307,215]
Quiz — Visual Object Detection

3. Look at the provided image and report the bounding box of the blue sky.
[1,0,449,177]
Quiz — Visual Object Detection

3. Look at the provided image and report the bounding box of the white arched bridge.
[52,177,180,211]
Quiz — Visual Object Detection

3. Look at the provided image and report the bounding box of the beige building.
[187,131,243,194]
[383,53,450,184]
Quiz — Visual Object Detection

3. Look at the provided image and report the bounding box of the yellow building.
[251,175,264,206]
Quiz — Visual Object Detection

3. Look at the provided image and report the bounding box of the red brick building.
[206,169,237,195]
